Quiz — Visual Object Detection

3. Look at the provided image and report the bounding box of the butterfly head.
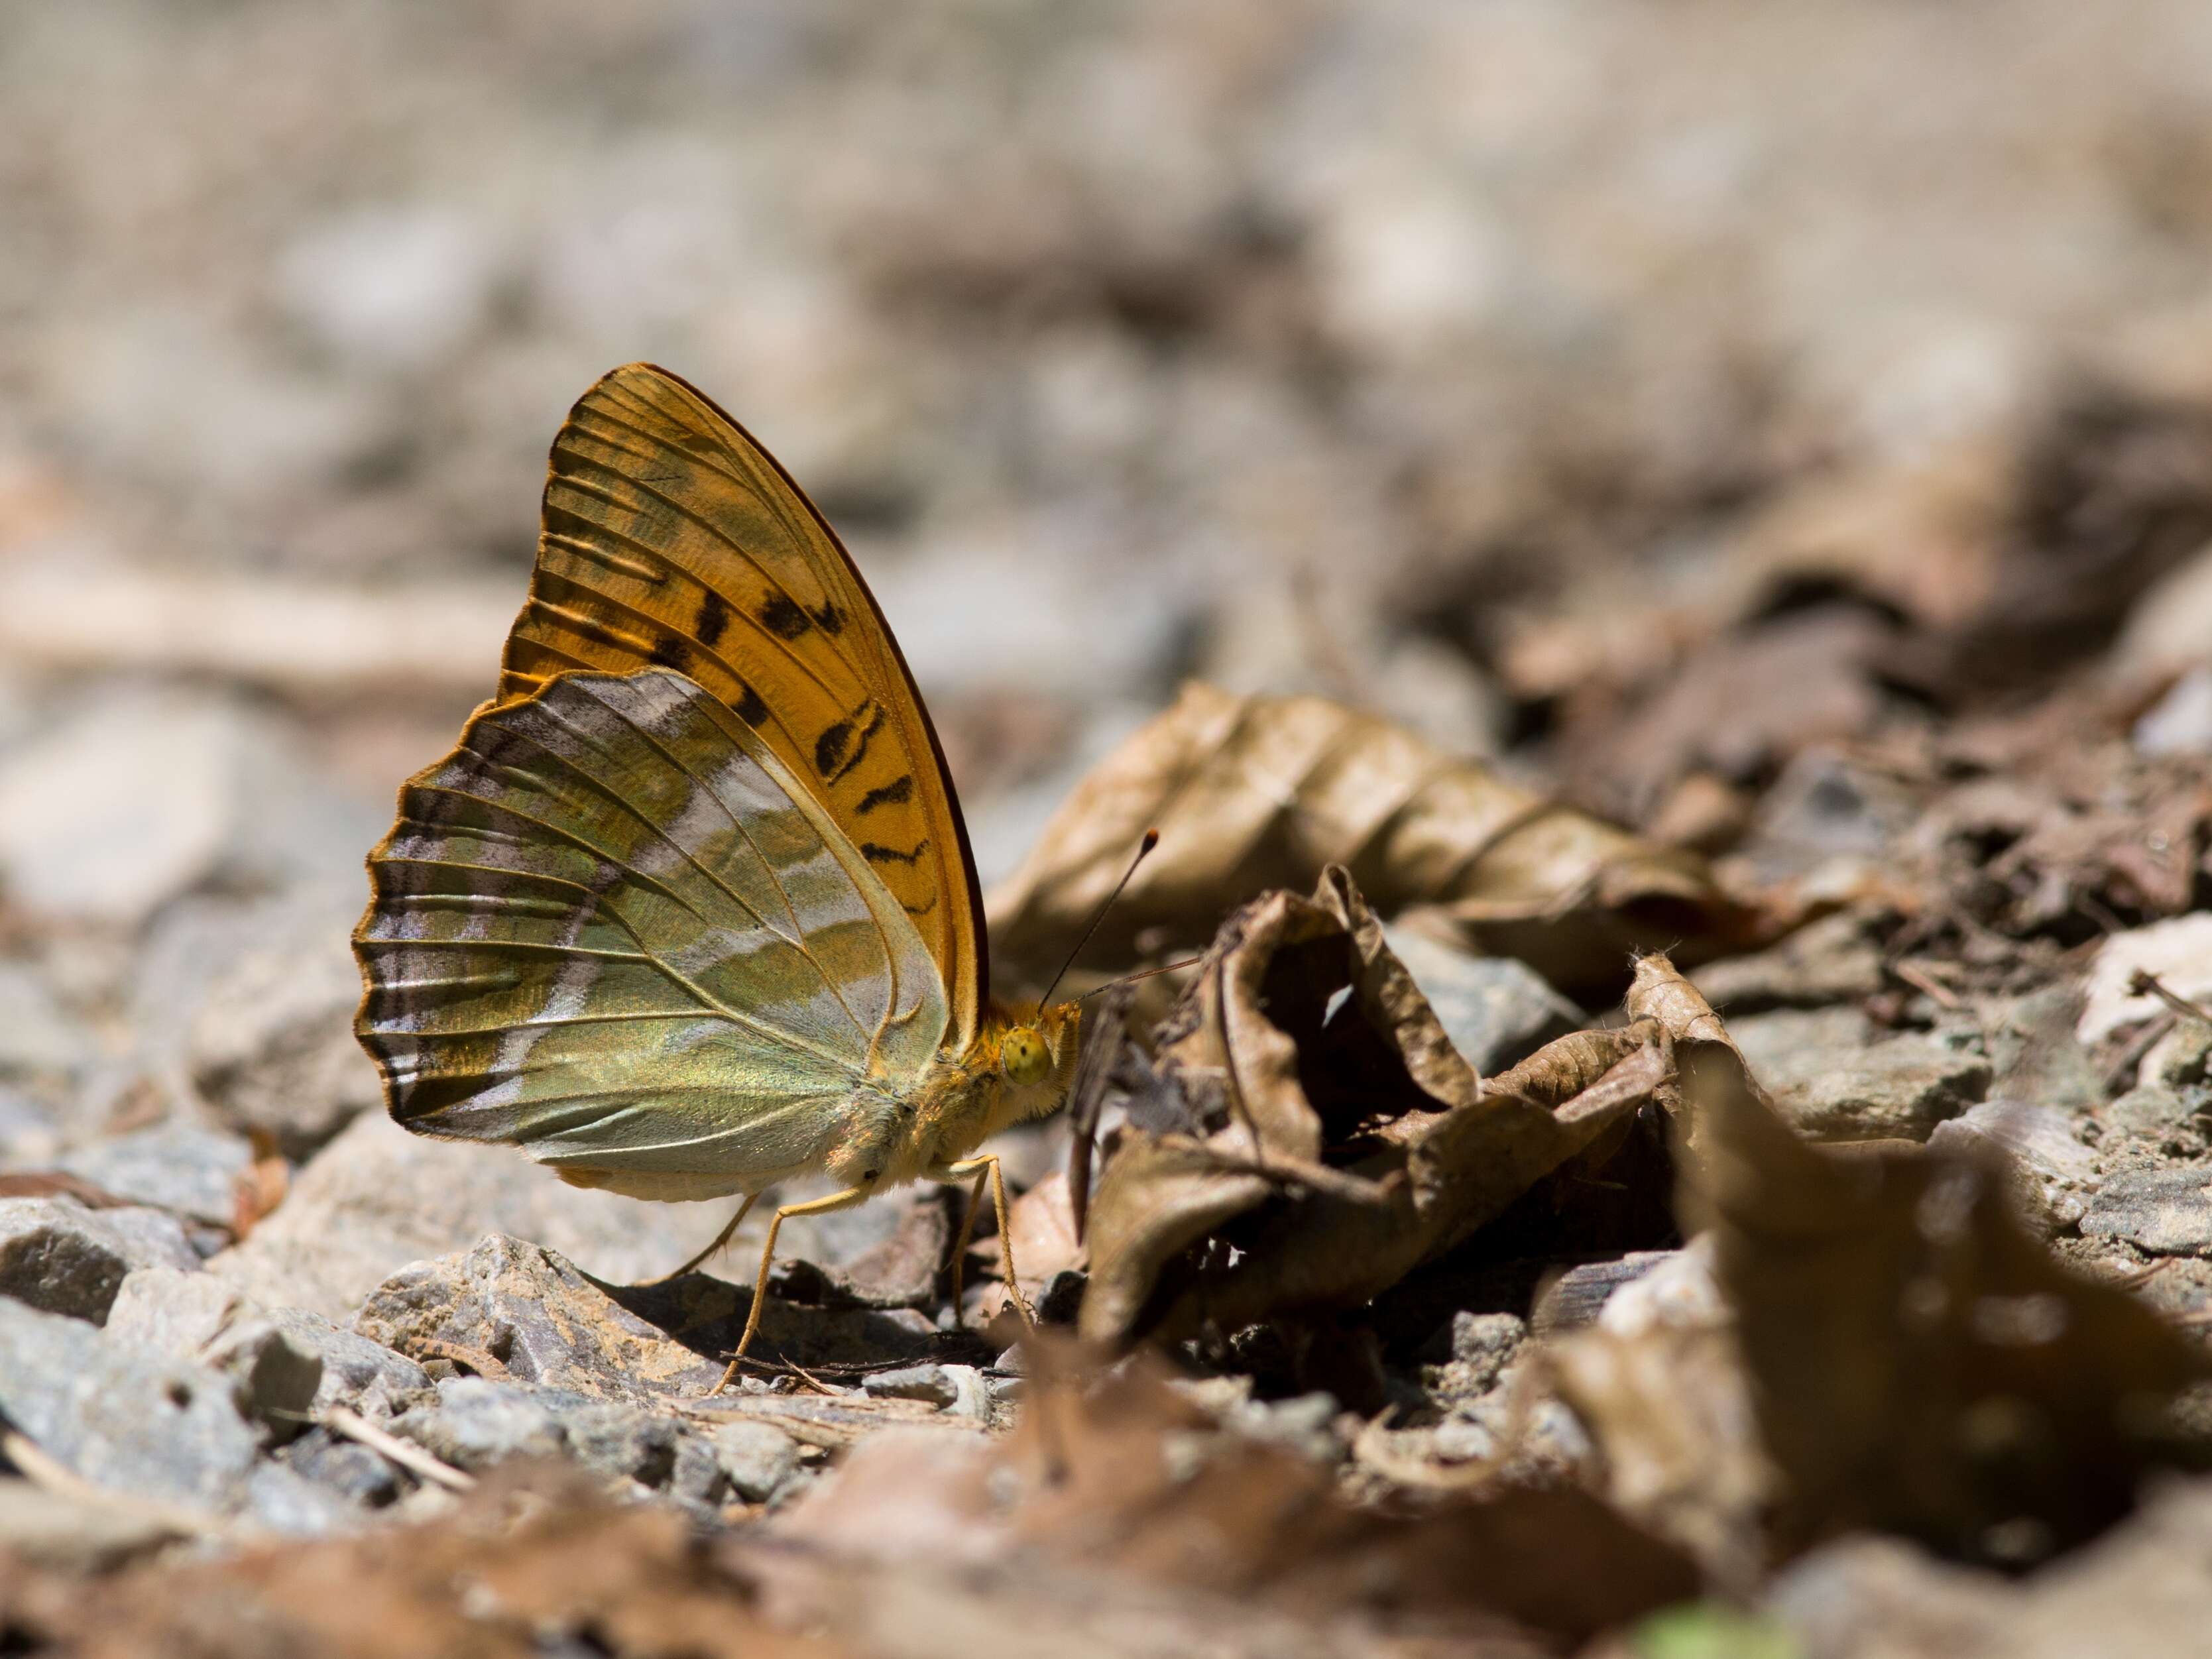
[985,1000,1082,1126]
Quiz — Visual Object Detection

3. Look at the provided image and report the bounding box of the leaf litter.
[13,667,2212,1657]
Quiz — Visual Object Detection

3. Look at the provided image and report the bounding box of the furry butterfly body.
[354,365,1080,1379]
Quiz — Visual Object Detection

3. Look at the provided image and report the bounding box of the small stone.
[388,1377,565,1471]
[356,1234,714,1401]
[208,1111,711,1321]
[1926,1100,2099,1234]
[938,1364,993,1422]
[56,1121,253,1230]
[267,1308,434,1418]
[0,1298,261,1512]
[711,1419,800,1503]
[1431,1417,1497,1463]
[1692,911,1887,1013]
[563,1398,681,1489]
[247,1461,360,1537]
[2081,1167,2212,1257]
[104,1268,323,1438]
[1446,1310,1528,1366]
[2079,914,2212,1047]
[274,1425,401,1509]
[2141,1019,2212,1094]
[1228,1391,1340,1463]
[668,1433,725,1507]
[1739,1013,1991,1141]
[1419,1311,1526,1402]
[2106,1084,2203,1149]
[1596,1239,1727,1337]
[862,1363,959,1408]
[1729,1005,1874,1078]
[1383,927,1581,1074]
[0,1197,200,1322]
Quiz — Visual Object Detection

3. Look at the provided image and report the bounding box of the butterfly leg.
[708,1184,872,1397]
[932,1155,1036,1336]
[644,1190,763,1286]
[946,1163,991,1312]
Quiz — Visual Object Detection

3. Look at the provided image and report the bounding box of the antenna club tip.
[1139,828,1160,852]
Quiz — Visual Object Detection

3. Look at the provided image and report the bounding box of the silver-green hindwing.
[354,668,949,1198]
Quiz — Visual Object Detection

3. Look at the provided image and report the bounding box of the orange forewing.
[497,363,987,1046]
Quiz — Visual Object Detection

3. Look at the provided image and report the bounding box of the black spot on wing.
[810,601,845,636]
[815,719,853,777]
[760,595,812,639]
[825,705,886,785]
[860,840,929,867]
[732,682,769,727]
[854,775,914,815]
[902,893,939,917]
[695,591,731,648]
[648,634,691,671]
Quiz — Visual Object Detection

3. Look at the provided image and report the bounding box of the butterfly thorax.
[824,1000,1080,1192]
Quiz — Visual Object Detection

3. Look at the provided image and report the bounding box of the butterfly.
[352,363,1085,1388]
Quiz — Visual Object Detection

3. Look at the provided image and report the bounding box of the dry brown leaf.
[764,1344,1698,1654]
[1640,952,2212,1568]
[1079,868,1668,1345]
[988,683,1762,998]
[229,1129,290,1241]
[1566,606,1900,826]
[1546,1314,1772,1593]
[1,1465,843,1659]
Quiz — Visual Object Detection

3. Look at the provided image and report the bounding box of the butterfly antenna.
[1077,954,1205,1000]
[1037,829,1158,1007]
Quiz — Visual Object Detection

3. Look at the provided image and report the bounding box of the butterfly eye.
[1000,1027,1050,1088]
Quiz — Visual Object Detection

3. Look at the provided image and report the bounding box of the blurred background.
[6,0,2212,1234]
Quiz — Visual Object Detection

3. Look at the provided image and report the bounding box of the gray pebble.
[388,1377,564,1471]
[2106,1085,2205,1151]
[265,1306,434,1418]
[247,1460,361,1537]
[1745,1018,1991,1141]
[1384,927,1580,1074]
[563,1398,681,1487]
[711,1418,799,1503]
[0,1297,261,1512]
[56,1121,254,1230]
[274,1425,401,1509]
[103,1267,323,1440]
[862,1363,959,1407]
[0,1197,200,1324]
[2081,1166,2212,1257]
[1431,1416,1498,1463]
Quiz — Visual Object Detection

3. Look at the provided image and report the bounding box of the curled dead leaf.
[1635,951,2212,1568]
[1079,867,1671,1346]
[989,683,1764,1000]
